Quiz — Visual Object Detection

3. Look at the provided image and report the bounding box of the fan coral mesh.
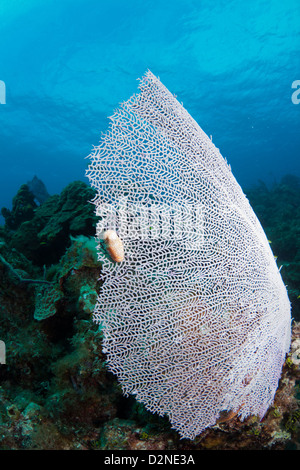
[86,70,291,439]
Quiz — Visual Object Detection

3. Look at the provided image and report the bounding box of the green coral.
[284,409,300,434]
[1,184,37,230]
[271,406,281,418]
[3,181,97,266]
[34,284,63,321]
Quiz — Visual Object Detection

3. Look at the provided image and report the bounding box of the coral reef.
[27,175,50,205]
[246,174,300,321]
[1,180,97,266]
[0,178,299,449]
[1,184,37,230]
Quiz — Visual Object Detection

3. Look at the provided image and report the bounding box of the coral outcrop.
[1,181,97,265]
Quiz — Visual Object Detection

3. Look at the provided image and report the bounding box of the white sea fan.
[86,70,291,439]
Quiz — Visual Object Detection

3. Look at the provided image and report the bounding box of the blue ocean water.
[0,0,299,220]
